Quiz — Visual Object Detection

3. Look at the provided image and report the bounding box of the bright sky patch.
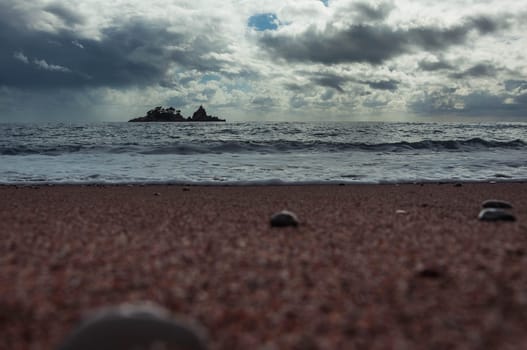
[248,13,278,31]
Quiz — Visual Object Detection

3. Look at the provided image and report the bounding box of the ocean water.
[0,122,526,184]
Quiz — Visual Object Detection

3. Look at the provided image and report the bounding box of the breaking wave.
[1,138,526,156]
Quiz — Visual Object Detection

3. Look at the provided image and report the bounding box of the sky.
[0,0,526,122]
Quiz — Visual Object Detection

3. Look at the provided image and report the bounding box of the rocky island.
[129,105,225,122]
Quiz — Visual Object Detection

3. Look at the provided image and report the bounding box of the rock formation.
[129,106,225,122]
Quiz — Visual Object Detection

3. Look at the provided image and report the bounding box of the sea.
[0,122,526,185]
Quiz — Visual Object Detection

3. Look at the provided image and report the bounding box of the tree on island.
[129,105,225,122]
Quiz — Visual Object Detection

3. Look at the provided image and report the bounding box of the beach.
[1,183,527,349]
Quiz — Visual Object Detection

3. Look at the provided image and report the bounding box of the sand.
[1,183,527,349]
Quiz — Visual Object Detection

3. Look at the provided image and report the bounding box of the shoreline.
[1,178,527,188]
[1,183,527,349]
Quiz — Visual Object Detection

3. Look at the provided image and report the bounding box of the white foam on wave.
[1,122,527,184]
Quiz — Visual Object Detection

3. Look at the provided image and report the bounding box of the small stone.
[57,303,207,350]
[395,210,408,215]
[417,268,443,279]
[482,199,513,209]
[270,210,299,227]
[478,208,516,222]
[153,192,161,196]
[415,263,445,279]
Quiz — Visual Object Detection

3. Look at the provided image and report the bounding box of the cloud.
[409,88,527,117]
[13,51,29,64]
[43,3,86,26]
[505,80,527,92]
[449,63,499,79]
[0,0,526,121]
[251,96,276,110]
[310,73,347,92]
[257,16,504,65]
[418,58,454,71]
[350,1,395,22]
[33,59,71,72]
[362,79,399,91]
[0,15,237,89]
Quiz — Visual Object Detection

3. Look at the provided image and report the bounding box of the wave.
[1,138,526,156]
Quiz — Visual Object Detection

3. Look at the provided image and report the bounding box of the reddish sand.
[1,183,527,349]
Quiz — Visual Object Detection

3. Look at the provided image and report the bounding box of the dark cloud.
[310,73,347,92]
[321,89,335,101]
[418,58,454,71]
[362,79,399,91]
[0,21,173,89]
[290,95,308,108]
[284,83,306,92]
[363,97,389,108]
[44,3,86,26]
[0,6,234,90]
[252,96,276,110]
[449,63,498,79]
[258,16,504,65]
[505,80,527,92]
[409,89,527,117]
[470,16,501,34]
[351,2,395,22]
[514,93,527,105]
[308,70,399,91]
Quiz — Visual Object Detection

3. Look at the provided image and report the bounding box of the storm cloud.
[258,16,505,65]
[0,0,526,121]
[0,17,233,89]
[409,88,527,117]
[449,63,499,79]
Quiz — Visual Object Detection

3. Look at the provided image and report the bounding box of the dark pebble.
[270,210,299,227]
[482,199,513,209]
[478,208,516,222]
[57,303,207,350]
[154,192,161,196]
[417,268,443,279]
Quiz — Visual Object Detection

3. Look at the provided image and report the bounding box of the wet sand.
[1,183,527,349]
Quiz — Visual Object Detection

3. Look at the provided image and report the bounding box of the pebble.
[154,192,161,196]
[481,199,513,209]
[414,263,445,279]
[395,210,408,215]
[478,208,516,222]
[270,210,299,227]
[416,267,443,279]
[57,303,207,350]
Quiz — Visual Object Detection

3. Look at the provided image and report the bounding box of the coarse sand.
[1,183,527,349]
